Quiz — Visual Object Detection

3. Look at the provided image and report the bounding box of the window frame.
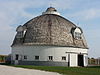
[62,56,66,61]
[74,32,82,40]
[35,56,39,60]
[48,56,53,61]
[24,55,27,60]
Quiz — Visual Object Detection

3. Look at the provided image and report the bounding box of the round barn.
[11,7,88,67]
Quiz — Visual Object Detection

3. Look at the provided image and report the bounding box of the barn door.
[78,55,84,67]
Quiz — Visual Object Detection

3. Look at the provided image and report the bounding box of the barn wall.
[12,45,88,66]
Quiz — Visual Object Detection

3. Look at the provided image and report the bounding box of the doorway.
[15,54,19,60]
[78,54,84,67]
[15,54,19,65]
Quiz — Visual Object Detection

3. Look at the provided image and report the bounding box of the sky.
[0,0,100,58]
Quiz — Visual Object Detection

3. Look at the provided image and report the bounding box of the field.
[12,65,100,75]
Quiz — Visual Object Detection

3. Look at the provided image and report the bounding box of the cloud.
[0,1,36,54]
[67,8,100,21]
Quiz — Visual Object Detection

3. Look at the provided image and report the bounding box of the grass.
[11,65,100,75]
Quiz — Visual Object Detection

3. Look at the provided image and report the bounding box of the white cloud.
[67,8,100,21]
[0,1,35,54]
[81,8,100,20]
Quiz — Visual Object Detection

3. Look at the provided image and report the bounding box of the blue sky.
[0,0,100,58]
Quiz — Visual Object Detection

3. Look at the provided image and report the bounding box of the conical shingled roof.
[12,7,88,49]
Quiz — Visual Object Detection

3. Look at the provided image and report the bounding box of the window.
[48,56,53,61]
[16,31,23,38]
[72,27,82,40]
[75,32,81,39]
[35,56,39,60]
[24,55,27,59]
[23,29,27,36]
[62,56,66,60]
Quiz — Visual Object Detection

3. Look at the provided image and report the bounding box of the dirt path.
[0,65,61,75]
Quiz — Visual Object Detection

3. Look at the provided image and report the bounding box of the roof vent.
[42,7,60,15]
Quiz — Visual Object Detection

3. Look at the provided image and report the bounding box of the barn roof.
[12,7,88,49]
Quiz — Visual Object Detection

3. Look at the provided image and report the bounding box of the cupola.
[42,7,60,15]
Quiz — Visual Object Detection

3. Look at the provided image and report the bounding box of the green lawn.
[12,65,100,75]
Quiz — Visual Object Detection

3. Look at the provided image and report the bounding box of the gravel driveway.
[0,65,61,75]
